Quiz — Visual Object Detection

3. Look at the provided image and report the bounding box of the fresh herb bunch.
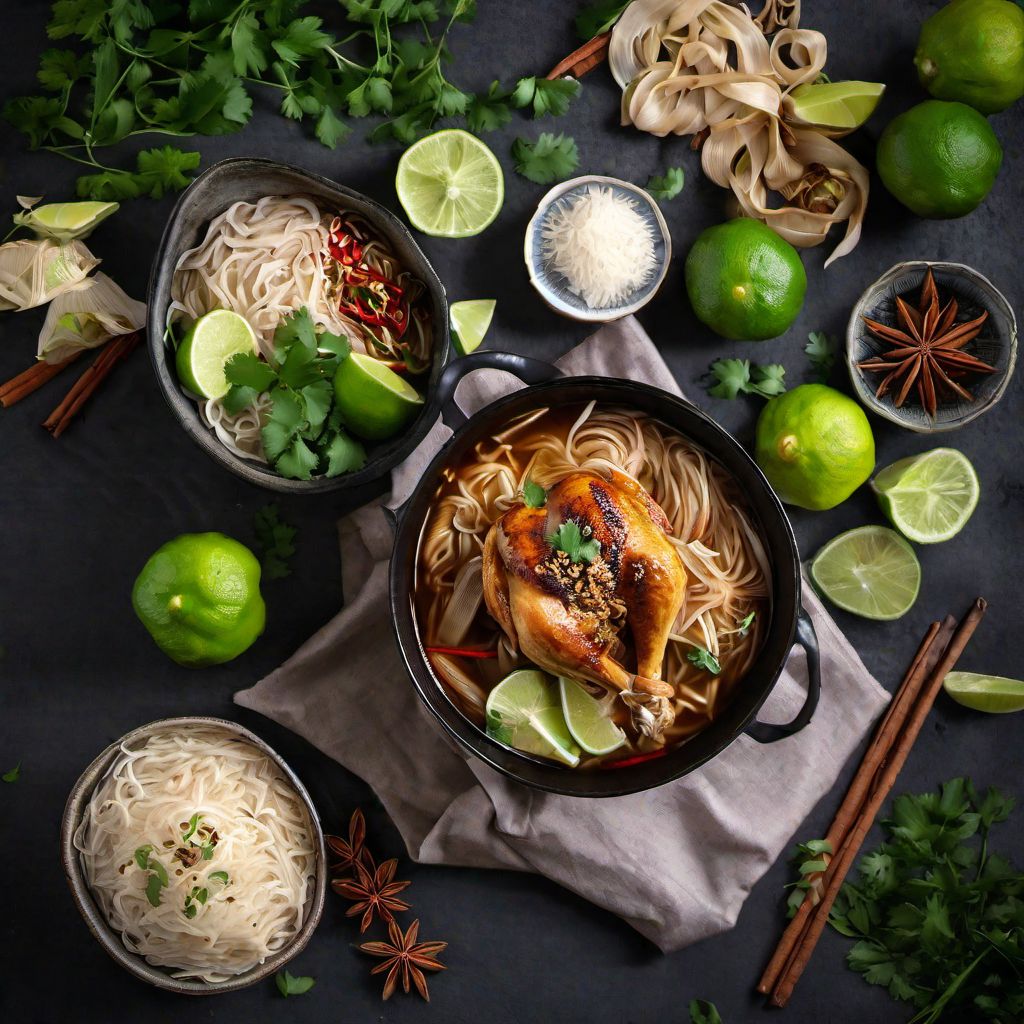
[829,778,1024,1022]
[223,307,367,481]
[8,0,578,200]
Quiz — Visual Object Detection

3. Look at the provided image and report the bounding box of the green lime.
[485,669,580,767]
[684,218,807,341]
[755,384,875,511]
[175,309,258,399]
[810,526,921,621]
[396,129,504,238]
[872,448,980,544]
[787,81,886,132]
[876,100,1003,218]
[333,352,424,441]
[450,299,496,355]
[915,0,1024,114]
[131,533,266,667]
[559,677,626,756]
[13,200,119,241]
[943,671,1024,713]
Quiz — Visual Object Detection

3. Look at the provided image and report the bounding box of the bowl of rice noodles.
[147,158,449,493]
[389,351,821,797]
[61,717,327,993]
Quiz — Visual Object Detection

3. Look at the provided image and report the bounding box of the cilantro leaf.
[274,307,318,358]
[222,384,258,415]
[146,873,164,907]
[322,430,367,477]
[576,0,631,40]
[510,76,581,119]
[738,611,756,636]
[276,969,315,997]
[37,48,89,91]
[522,479,547,508]
[686,646,721,674]
[467,81,512,133]
[645,167,685,201]
[512,132,579,185]
[547,520,601,564]
[749,363,787,398]
[688,1000,723,1024]
[806,330,836,382]
[275,437,319,481]
[225,351,276,392]
[254,505,297,580]
[262,388,306,463]
[2,763,19,783]
[315,106,350,148]
[706,359,787,400]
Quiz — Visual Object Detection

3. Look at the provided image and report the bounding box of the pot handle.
[434,350,562,430]
[745,609,821,743]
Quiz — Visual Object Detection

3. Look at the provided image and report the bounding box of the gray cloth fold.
[236,316,889,951]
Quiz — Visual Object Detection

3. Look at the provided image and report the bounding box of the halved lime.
[872,448,979,544]
[485,669,580,766]
[450,299,496,355]
[788,81,886,131]
[810,525,921,620]
[333,352,424,441]
[14,200,119,241]
[396,129,504,238]
[175,309,258,399]
[943,672,1024,714]
[559,677,626,756]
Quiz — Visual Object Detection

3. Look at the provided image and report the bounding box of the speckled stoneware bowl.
[61,717,327,996]
[524,174,671,323]
[147,157,450,493]
[847,261,1017,433]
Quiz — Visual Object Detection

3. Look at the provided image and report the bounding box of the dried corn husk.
[0,238,98,311]
[38,272,146,364]
[609,0,868,266]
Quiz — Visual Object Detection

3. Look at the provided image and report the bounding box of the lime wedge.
[14,201,119,241]
[943,672,1024,714]
[872,448,979,544]
[485,669,580,766]
[559,677,626,756]
[450,299,496,355]
[175,309,257,399]
[333,352,424,441]
[396,129,504,238]
[810,525,921,620]
[788,81,886,131]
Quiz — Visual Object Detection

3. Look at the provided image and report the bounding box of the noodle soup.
[414,402,770,769]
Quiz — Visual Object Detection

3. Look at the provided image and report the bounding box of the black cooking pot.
[389,351,820,798]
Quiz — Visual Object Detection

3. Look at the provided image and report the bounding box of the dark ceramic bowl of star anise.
[846,261,1017,433]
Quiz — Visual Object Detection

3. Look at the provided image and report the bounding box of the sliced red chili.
[426,646,500,659]
[600,748,670,770]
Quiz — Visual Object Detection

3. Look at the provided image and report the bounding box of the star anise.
[333,856,411,933]
[325,808,372,877]
[359,918,447,1001]
[857,269,996,418]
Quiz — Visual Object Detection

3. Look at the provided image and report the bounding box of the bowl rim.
[846,259,1018,434]
[145,156,451,493]
[60,715,328,995]
[523,174,672,324]
[388,375,805,798]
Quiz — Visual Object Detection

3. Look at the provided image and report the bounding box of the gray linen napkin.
[236,316,890,952]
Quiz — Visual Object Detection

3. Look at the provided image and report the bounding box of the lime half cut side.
[450,299,496,354]
[396,129,504,238]
[788,81,886,131]
[333,351,424,441]
[872,448,979,544]
[14,200,119,241]
[810,525,921,620]
[175,309,258,399]
[943,672,1024,714]
[485,669,580,767]
[559,677,626,756]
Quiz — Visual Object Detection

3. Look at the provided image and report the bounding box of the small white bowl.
[524,175,672,323]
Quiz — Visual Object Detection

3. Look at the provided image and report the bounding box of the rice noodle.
[74,725,316,983]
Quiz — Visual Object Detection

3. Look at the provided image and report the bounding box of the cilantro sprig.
[805,330,837,382]
[512,132,580,185]
[223,307,366,482]
[706,359,787,400]
[686,646,721,675]
[254,504,297,579]
[645,167,685,202]
[547,521,601,564]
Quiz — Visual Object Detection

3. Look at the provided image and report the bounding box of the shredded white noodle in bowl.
[62,718,326,993]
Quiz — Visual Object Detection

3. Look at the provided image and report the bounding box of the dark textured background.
[1,2,1022,1021]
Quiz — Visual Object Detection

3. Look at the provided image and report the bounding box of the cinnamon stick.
[768,599,987,1008]
[757,617,954,995]
[0,352,82,408]
[546,31,611,80]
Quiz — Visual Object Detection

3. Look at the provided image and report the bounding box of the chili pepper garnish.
[600,748,670,770]
[426,646,500,659]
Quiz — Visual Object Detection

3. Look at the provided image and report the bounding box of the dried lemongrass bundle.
[609,0,868,266]
[38,272,146,364]
[0,238,98,311]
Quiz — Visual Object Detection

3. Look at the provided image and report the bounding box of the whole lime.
[684,218,807,341]
[132,533,266,667]
[915,0,1024,114]
[756,384,875,511]
[876,100,1003,218]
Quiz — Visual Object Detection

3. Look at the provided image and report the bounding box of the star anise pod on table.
[857,269,996,417]
[326,808,372,877]
[333,856,411,933]
[359,918,447,1001]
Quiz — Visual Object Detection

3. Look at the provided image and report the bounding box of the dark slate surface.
[1,1,1021,1022]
